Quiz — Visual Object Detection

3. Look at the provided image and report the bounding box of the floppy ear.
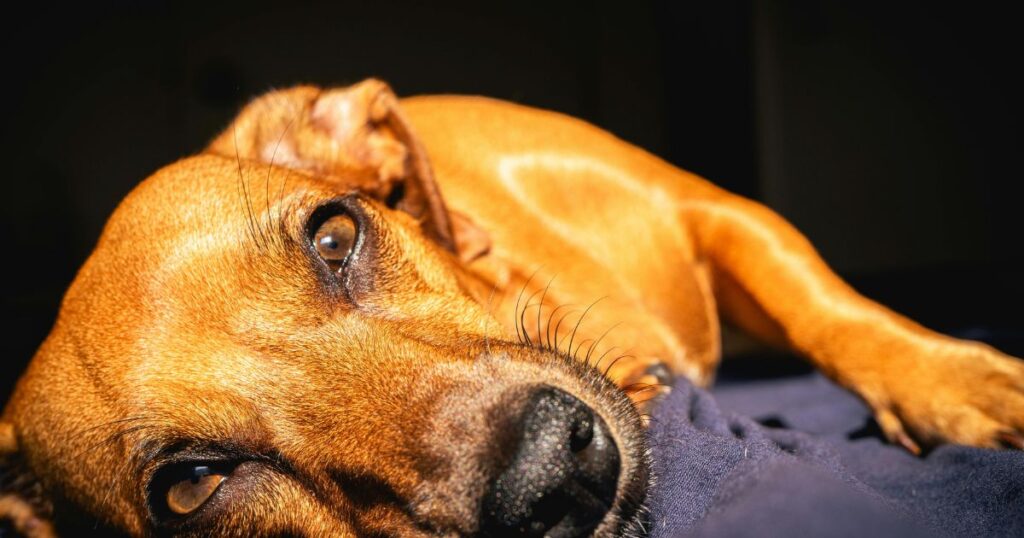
[355,84,457,253]
[208,79,483,256]
[312,82,496,262]
[0,422,56,537]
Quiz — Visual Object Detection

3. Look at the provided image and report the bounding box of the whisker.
[273,166,296,245]
[584,322,624,366]
[622,383,669,394]
[632,397,663,407]
[566,296,607,360]
[551,307,580,353]
[593,345,622,371]
[572,338,594,362]
[233,126,261,249]
[513,267,543,345]
[519,286,548,346]
[603,353,637,377]
[72,423,159,463]
[266,112,298,242]
[535,275,556,351]
[545,302,575,351]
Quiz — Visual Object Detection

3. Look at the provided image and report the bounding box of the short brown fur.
[1,79,1021,536]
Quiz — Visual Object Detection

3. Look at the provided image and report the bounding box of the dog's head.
[0,91,650,536]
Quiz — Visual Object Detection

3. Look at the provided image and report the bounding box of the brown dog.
[1,79,1022,537]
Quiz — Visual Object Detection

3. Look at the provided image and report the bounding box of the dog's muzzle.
[480,386,620,537]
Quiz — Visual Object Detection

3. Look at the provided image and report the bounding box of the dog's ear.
[209,79,475,255]
[0,423,56,537]
[310,82,494,261]
[315,81,457,253]
[449,210,492,263]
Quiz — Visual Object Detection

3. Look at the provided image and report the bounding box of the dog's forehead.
[57,155,343,341]
[94,154,342,283]
[115,154,332,232]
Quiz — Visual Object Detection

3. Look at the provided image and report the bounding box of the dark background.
[2,1,1022,400]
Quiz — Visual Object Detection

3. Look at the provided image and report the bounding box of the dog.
[1,78,1021,537]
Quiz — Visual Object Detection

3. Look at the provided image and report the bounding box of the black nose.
[481,387,620,537]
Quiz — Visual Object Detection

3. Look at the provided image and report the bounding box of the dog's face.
[2,155,649,536]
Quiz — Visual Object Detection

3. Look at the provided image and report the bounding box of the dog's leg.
[686,193,1024,451]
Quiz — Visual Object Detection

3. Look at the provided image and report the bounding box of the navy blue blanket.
[645,372,1024,537]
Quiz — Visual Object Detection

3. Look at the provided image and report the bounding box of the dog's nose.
[481,387,620,537]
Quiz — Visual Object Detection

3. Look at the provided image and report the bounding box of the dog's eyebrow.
[232,176,315,256]
[117,401,278,477]
[132,433,288,479]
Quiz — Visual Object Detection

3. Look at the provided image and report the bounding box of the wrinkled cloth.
[645,373,1024,537]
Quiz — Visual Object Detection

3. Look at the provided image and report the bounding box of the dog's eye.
[313,214,357,271]
[165,465,227,515]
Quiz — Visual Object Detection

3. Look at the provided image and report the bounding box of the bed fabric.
[645,373,1024,537]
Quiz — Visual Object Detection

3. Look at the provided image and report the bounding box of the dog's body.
[1,79,1022,537]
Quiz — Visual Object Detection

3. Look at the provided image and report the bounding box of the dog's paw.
[863,344,1024,453]
[610,358,674,419]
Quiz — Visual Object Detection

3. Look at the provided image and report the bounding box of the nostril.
[570,413,594,453]
[572,416,615,477]
[481,387,620,537]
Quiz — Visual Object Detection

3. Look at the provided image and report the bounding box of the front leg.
[689,192,1024,452]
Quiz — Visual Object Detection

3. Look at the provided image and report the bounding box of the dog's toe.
[861,345,1024,453]
[644,362,675,387]
[997,430,1024,450]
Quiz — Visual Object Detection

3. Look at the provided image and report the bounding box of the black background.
[2,1,1022,400]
